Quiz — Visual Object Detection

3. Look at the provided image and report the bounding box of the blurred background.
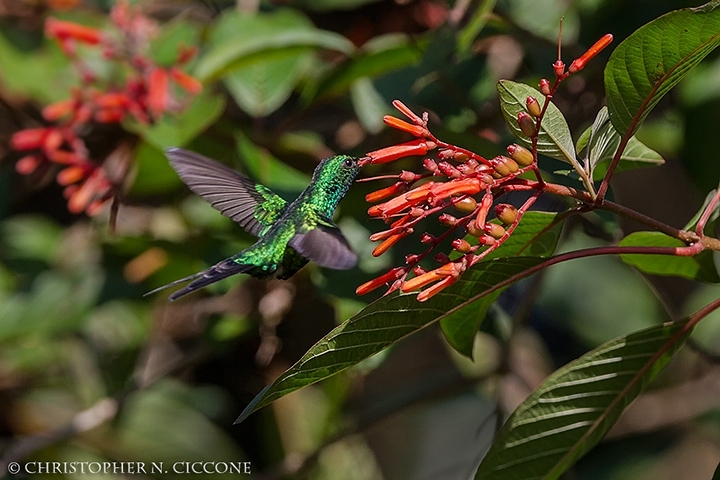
[0,0,720,479]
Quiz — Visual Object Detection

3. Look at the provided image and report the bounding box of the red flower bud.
[539,78,551,95]
[553,60,565,77]
[42,99,77,121]
[506,144,534,166]
[16,155,41,175]
[45,18,102,45]
[517,112,536,137]
[495,204,518,224]
[484,222,506,239]
[392,99,424,125]
[11,128,49,151]
[147,68,169,116]
[526,96,542,117]
[452,238,472,253]
[438,213,457,226]
[170,67,203,94]
[453,197,477,213]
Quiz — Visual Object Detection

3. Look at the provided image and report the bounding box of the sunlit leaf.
[585,107,664,180]
[497,80,577,166]
[605,1,720,136]
[440,211,563,358]
[235,256,546,424]
[618,231,719,283]
[475,316,692,479]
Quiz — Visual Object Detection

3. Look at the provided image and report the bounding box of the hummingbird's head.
[313,154,362,190]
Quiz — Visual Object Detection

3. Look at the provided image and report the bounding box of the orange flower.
[366,139,436,165]
[416,276,456,302]
[392,99,424,124]
[365,182,407,203]
[147,68,169,116]
[11,128,49,150]
[372,230,412,257]
[356,268,405,296]
[569,34,614,73]
[45,18,102,45]
[42,99,77,121]
[169,68,202,94]
[383,115,427,137]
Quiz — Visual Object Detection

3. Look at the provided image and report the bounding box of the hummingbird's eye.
[343,158,354,168]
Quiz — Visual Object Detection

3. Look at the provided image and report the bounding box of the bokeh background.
[1,0,720,479]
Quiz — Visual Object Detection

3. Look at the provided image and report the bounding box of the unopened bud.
[453,197,477,213]
[405,254,420,264]
[413,265,427,276]
[420,232,435,244]
[491,156,519,177]
[526,96,542,117]
[553,60,565,77]
[453,151,469,161]
[435,252,451,264]
[410,207,424,217]
[484,223,506,239]
[400,170,421,182]
[466,221,484,237]
[452,238,472,253]
[423,158,439,174]
[507,144,533,166]
[438,161,462,178]
[479,235,496,246]
[439,213,458,226]
[495,204,518,224]
[539,78,551,95]
[517,112,536,137]
[438,149,454,160]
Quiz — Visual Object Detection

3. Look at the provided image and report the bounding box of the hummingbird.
[146,148,363,301]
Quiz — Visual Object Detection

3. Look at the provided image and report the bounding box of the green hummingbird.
[146,148,363,301]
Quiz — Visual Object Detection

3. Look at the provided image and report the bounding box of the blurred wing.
[165,148,287,237]
[290,217,357,270]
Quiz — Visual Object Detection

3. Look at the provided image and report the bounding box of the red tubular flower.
[45,18,102,45]
[365,182,407,203]
[417,275,456,302]
[42,99,77,121]
[368,182,435,218]
[169,67,203,94]
[366,139,436,165]
[392,99,424,125]
[16,155,42,174]
[429,178,481,201]
[372,230,411,257]
[147,68,169,116]
[569,34,613,73]
[11,128,50,150]
[57,165,87,186]
[356,268,405,296]
[383,115,427,137]
[94,92,130,109]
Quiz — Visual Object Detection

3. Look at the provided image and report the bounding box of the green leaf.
[311,33,425,100]
[605,1,720,136]
[129,142,183,196]
[125,92,225,149]
[440,211,563,357]
[350,78,388,134]
[684,188,719,233]
[475,316,692,479]
[586,107,664,180]
[497,80,577,166]
[236,133,310,193]
[149,19,201,66]
[0,215,62,262]
[618,231,720,283]
[456,0,497,54]
[195,10,355,82]
[224,51,312,117]
[235,256,546,424]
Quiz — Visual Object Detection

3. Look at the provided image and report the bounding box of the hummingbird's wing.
[289,216,357,270]
[165,148,287,237]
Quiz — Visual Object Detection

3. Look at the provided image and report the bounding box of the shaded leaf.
[456,0,497,55]
[605,1,720,136]
[440,211,563,357]
[236,133,310,193]
[235,256,546,423]
[475,316,692,479]
[224,51,312,117]
[129,142,183,196]
[311,33,425,101]
[195,10,354,82]
[126,92,225,149]
[350,78,388,134]
[585,107,664,180]
[618,231,719,283]
[497,80,577,166]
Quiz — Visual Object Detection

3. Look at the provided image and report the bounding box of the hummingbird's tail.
[144,257,254,301]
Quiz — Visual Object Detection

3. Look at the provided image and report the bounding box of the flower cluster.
[10,1,202,216]
[356,34,614,302]
[356,100,538,301]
